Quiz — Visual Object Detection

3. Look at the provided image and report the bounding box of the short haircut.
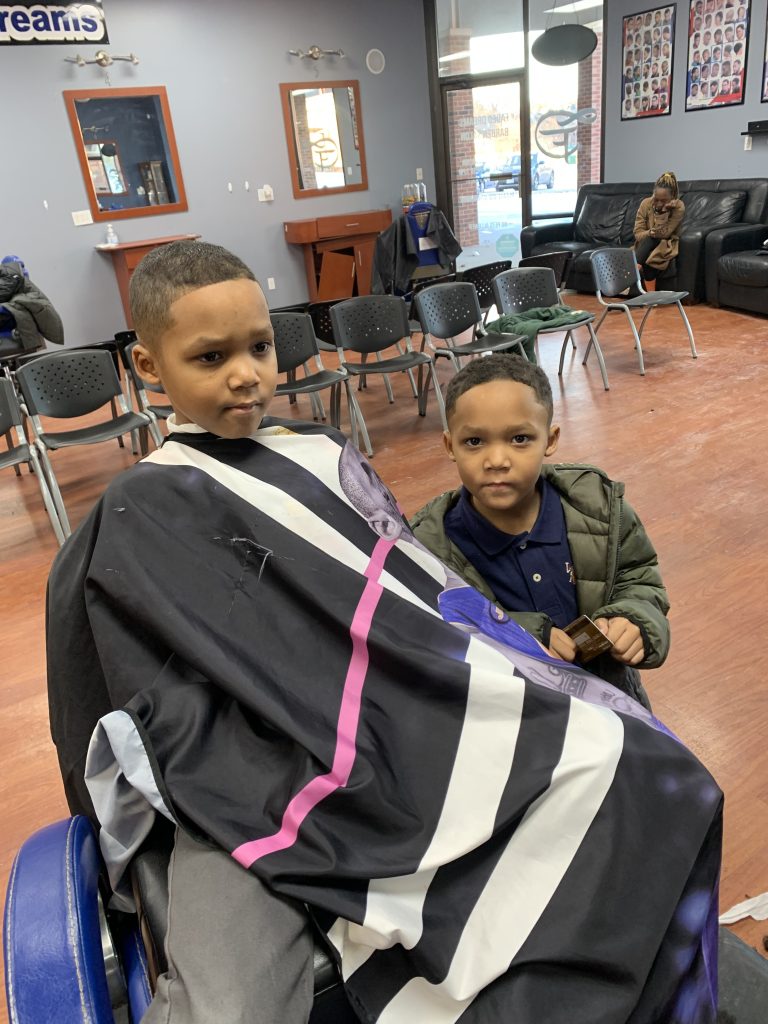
[445,354,553,425]
[129,239,256,347]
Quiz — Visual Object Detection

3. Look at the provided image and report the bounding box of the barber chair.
[7,818,768,1023]
[4,816,357,1023]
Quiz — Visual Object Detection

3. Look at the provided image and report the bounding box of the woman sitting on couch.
[633,170,685,290]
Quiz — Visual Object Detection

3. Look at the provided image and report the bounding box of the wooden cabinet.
[284,208,392,301]
[95,234,200,327]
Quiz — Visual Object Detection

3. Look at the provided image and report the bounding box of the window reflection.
[84,143,127,195]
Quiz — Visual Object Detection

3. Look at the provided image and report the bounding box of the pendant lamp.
[532,6,598,67]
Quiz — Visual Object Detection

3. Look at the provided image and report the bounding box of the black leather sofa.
[521,179,768,302]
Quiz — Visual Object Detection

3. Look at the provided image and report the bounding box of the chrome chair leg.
[29,448,66,545]
[427,362,448,430]
[342,380,359,449]
[6,430,21,476]
[309,391,325,421]
[677,302,698,358]
[347,386,373,457]
[35,444,71,537]
[585,325,610,390]
[329,383,341,429]
[622,308,646,375]
[637,306,655,339]
[374,352,395,404]
[110,398,125,448]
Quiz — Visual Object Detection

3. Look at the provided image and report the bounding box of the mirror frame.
[63,85,188,222]
[280,80,368,200]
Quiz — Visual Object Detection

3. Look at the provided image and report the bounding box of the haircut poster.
[622,5,676,120]
[686,0,749,109]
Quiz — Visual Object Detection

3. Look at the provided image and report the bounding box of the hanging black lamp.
[532,18,597,66]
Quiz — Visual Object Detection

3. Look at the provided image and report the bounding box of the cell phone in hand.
[563,615,613,663]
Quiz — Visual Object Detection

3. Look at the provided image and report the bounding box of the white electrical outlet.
[744,135,753,151]
[267,277,276,290]
[262,184,274,201]
[257,188,266,202]
[72,210,93,226]
[416,167,423,181]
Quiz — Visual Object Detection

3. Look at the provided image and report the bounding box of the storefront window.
[435,0,524,77]
[528,0,603,221]
[432,0,603,269]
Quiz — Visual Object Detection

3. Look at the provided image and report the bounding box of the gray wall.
[0,0,434,343]
[604,0,768,182]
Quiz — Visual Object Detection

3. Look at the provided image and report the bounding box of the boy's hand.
[593,617,645,665]
[547,628,578,662]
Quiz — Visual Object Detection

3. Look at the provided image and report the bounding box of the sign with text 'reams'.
[0,3,108,44]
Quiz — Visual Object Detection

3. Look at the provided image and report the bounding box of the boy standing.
[412,354,670,706]
[47,244,717,1024]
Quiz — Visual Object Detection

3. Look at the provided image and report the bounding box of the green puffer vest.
[410,464,670,702]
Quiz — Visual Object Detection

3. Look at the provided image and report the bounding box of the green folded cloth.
[485,305,590,363]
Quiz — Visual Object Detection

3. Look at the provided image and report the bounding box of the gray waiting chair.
[413,281,528,373]
[518,251,572,288]
[0,377,65,545]
[270,312,360,443]
[458,260,512,322]
[14,349,160,537]
[589,247,697,376]
[122,342,173,428]
[307,300,344,354]
[492,267,610,391]
[330,295,446,457]
[312,297,419,403]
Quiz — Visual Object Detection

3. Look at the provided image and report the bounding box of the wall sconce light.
[64,50,139,68]
[287,45,345,61]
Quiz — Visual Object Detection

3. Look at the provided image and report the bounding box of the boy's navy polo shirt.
[444,479,578,628]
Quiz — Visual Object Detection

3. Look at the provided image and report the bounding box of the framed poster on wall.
[621,5,676,120]
[686,0,750,110]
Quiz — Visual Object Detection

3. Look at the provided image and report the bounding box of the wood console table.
[284,209,392,301]
[96,233,200,327]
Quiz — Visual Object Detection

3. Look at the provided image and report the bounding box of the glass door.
[443,80,525,272]
[528,0,604,222]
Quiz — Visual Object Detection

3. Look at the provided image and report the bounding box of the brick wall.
[442,28,479,247]
[577,29,603,189]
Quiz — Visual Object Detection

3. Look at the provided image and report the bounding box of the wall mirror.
[280,80,368,199]
[63,86,188,222]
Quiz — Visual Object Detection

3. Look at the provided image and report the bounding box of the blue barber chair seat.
[4,816,356,1023]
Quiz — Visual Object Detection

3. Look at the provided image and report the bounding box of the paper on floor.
[719,892,768,924]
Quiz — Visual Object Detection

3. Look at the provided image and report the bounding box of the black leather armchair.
[521,178,768,302]
[705,224,768,309]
